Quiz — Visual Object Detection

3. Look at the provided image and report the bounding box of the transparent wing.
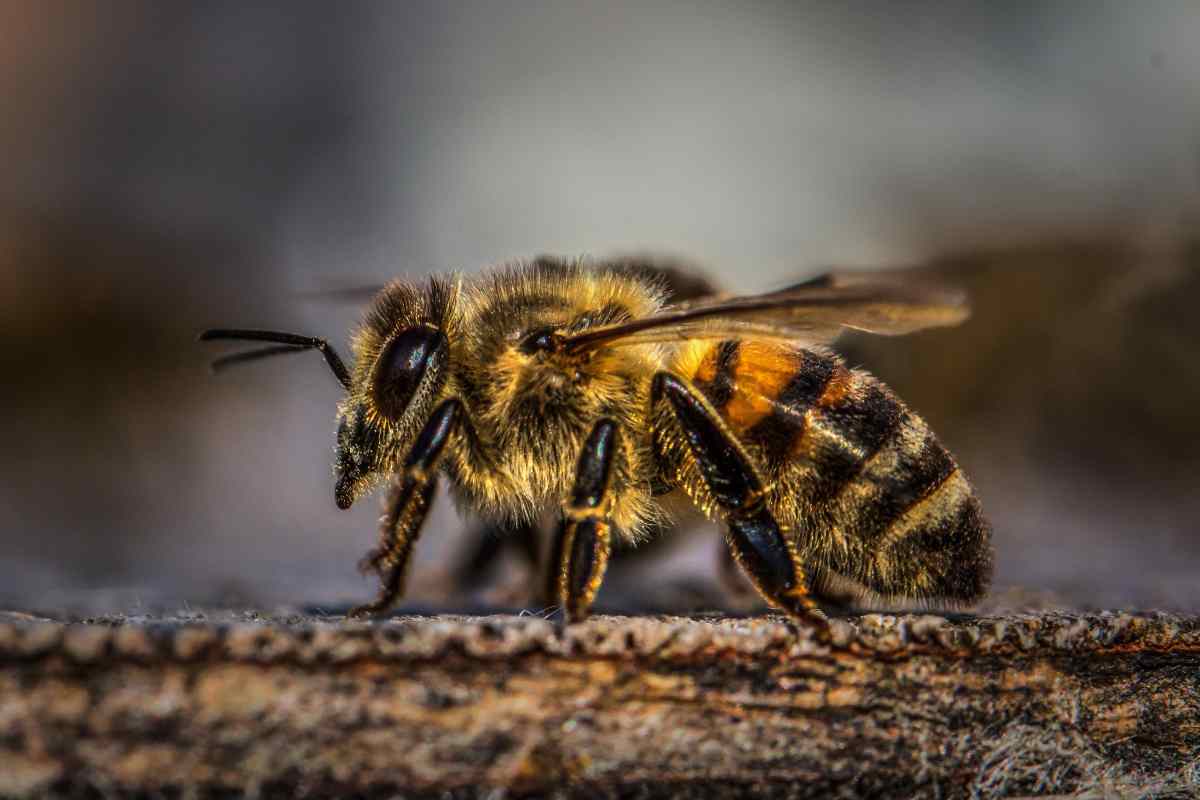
[293,284,386,304]
[563,272,969,352]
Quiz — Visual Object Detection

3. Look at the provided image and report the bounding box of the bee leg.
[450,523,506,586]
[716,540,763,610]
[651,373,828,632]
[348,398,464,618]
[550,419,619,623]
[444,519,546,608]
[450,519,539,589]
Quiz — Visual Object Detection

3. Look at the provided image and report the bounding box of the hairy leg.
[651,372,828,632]
[549,419,620,622]
[718,545,860,612]
[348,398,465,618]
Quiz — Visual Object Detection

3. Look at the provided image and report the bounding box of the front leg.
[348,398,464,618]
[549,419,620,623]
[651,372,828,632]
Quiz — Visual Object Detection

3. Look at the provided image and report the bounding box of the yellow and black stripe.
[677,338,991,603]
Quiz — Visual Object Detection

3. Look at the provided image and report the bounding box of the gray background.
[2,2,1198,612]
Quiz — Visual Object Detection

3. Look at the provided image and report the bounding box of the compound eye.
[372,325,448,420]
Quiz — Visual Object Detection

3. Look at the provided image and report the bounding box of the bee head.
[335,278,455,509]
[334,403,381,510]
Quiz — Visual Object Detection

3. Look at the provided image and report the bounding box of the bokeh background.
[2,2,1198,613]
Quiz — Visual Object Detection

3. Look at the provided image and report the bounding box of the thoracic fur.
[340,258,670,538]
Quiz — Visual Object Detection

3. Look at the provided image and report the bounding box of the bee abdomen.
[684,338,991,603]
[835,411,991,601]
[691,341,904,500]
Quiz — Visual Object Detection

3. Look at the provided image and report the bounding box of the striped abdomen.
[679,339,992,603]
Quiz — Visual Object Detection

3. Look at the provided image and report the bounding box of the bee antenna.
[208,343,312,373]
[199,328,352,390]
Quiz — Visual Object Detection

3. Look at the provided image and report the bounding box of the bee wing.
[563,272,969,351]
[294,284,387,304]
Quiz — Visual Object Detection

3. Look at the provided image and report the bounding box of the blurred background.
[2,2,1198,614]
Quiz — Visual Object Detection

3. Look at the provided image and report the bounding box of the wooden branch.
[1,609,1198,798]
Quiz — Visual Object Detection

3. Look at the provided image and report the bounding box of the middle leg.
[549,418,621,623]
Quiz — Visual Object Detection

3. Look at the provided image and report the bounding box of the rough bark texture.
[1,608,1198,799]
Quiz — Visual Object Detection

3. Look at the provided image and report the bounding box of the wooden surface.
[1,608,1198,798]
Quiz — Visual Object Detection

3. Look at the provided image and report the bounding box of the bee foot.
[346,602,384,619]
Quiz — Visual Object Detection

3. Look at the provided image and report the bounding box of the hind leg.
[716,540,763,610]
[718,545,862,614]
[651,372,828,632]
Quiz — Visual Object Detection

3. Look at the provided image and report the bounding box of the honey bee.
[201,257,992,630]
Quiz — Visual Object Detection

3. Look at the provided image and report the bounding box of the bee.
[201,257,992,630]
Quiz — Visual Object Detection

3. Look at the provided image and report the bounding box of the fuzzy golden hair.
[338,258,672,536]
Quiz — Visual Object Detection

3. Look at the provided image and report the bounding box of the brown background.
[1,2,1198,613]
